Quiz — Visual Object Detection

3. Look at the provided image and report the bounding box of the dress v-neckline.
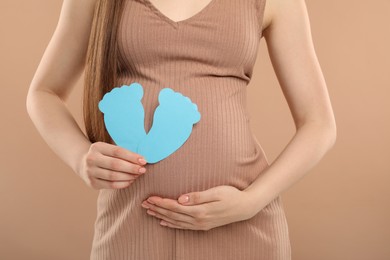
[143,0,218,29]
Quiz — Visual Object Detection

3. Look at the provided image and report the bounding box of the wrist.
[242,187,268,218]
[71,140,91,177]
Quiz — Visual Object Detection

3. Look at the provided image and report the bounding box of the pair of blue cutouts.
[98,82,201,164]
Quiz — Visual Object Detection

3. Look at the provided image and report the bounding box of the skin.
[27,0,337,231]
[26,0,148,190]
[141,0,337,230]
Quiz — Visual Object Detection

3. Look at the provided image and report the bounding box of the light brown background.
[1,0,389,259]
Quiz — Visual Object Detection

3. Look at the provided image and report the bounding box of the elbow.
[25,89,34,116]
[316,121,337,152]
[26,87,38,117]
[328,123,337,149]
[324,118,337,150]
[298,118,337,149]
[26,87,41,118]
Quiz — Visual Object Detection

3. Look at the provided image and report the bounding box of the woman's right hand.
[78,141,148,190]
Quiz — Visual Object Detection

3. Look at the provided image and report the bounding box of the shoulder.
[55,0,98,37]
[260,0,272,32]
[261,0,308,35]
[60,0,98,18]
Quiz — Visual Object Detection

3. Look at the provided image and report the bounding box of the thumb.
[178,187,220,205]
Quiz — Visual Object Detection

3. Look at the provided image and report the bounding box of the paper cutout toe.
[98,82,201,164]
[98,82,146,153]
[137,88,201,163]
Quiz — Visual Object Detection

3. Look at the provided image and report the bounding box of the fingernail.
[138,158,147,164]
[179,195,189,203]
[139,167,146,173]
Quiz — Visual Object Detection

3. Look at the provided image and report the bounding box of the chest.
[144,0,217,23]
[117,0,261,73]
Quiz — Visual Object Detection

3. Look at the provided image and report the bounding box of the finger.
[160,220,206,231]
[146,197,197,217]
[93,178,134,190]
[93,142,147,165]
[96,153,147,175]
[178,187,221,205]
[144,202,194,224]
[146,210,195,230]
[160,220,187,229]
[94,167,139,182]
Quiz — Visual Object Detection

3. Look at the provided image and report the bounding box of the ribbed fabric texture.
[90,0,291,259]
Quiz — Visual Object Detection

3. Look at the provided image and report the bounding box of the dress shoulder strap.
[255,0,267,38]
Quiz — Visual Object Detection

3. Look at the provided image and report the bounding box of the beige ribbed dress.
[90,0,292,259]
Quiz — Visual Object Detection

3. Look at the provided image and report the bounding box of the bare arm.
[103,0,337,231]
[26,0,95,176]
[244,0,337,211]
[26,0,147,189]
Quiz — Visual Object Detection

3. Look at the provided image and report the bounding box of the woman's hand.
[141,185,260,231]
[78,141,148,190]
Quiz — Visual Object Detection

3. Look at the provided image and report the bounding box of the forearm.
[244,122,337,214]
[26,89,92,176]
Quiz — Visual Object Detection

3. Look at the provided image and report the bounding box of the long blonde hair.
[83,0,125,143]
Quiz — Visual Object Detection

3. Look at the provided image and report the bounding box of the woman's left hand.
[141,185,260,231]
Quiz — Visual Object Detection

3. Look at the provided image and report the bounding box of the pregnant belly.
[134,117,270,200]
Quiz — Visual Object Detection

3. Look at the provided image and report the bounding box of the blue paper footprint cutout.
[137,88,201,163]
[98,83,201,164]
[98,83,146,153]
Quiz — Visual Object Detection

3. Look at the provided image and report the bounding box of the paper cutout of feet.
[137,88,201,163]
[98,83,146,153]
[98,83,201,164]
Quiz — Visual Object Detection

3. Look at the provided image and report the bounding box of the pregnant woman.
[26,0,337,259]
